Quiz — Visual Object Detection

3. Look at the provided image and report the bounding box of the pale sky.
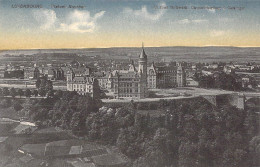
[0,0,260,49]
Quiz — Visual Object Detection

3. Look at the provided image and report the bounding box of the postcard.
[0,0,259,167]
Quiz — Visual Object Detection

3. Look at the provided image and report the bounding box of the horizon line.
[1,45,260,51]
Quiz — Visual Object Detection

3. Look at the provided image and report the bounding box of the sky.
[0,0,260,49]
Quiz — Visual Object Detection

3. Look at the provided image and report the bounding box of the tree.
[2,87,9,96]
[249,136,260,166]
[33,89,38,97]
[38,88,46,97]
[18,89,24,98]
[13,101,23,111]
[178,141,198,167]
[70,112,86,134]
[25,89,31,98]
[35,78,41,89]
[9,88,17,98]
[45,80,53,92]
[47,90,54,98]
[31,108,48,122]
[54,90,63,98]
[0,88,3,96]
[20,99,34,118]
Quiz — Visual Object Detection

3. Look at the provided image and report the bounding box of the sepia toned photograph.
[0,0,259,167]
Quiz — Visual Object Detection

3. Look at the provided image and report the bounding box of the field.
[1,46,260,64]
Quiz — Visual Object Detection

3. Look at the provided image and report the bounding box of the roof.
[44,145,71,156]
[69,145,83,155]
[128,60,137,72]
[156,66,177,72]
[92,153,127,166]
[19,143,46,156]
[13,124,37,135]
[68,161,96,167]
[19,154,34,163]
[46,139,84,147]
[82,148,108,157]
[70,59,80,67]
[73,76,95,84]
[139,45,147,59]
[0,136,8,143]
[119,71,139,78]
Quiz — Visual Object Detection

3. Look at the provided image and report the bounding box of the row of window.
[118,94,139,98]
[118,88,139,93]
[118,78,140,81]
[73,84,92,89]
[73,88,92,92]
[119,83,139,87]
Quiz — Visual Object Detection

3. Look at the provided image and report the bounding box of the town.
[0,46,259,167]
[0,46,259,100]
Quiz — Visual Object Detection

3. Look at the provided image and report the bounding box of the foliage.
[0,98,12,108]
[5,91,258,167]
[35,76,53,97]
[25,89,31,97]
[13,100,23,111]
[196,72,243,91]
[9,88,17,98]
[2,87,9,96]
[18,89,24,98]
[33,89,38,97]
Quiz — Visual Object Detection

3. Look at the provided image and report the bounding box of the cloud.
[57,10,105,33]
[177,19,208,24]
[33,9,57,30]
[207,8,216,13]
[218,17,233,23]
[178,19,189,24]
[123,2,166,21]
[210,30,226,37]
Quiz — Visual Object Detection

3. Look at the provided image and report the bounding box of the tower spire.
[139,42,147,59]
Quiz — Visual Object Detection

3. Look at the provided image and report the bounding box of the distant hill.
[0,46,259,63]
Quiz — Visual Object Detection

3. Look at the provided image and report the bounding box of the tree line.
[1,90,259,167]
[0,75,54,98]
[194,72,257,91]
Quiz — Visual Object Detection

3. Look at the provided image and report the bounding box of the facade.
[66,61,99,98]
[48,68,64,80]
[147,62,186,89]
[95,46,186,99]
[67,72,99,98]
[66,45,186,99]
[24,68,35,79]
[108,47,148,99]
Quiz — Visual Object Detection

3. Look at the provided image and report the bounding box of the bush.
[13,101,23,111]
[0,98,12,108]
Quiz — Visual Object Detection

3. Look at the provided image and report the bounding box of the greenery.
[193,72,255,91]
[0,89,259,167]
[36,75,53,96]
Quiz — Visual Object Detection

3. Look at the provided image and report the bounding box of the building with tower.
[66,44,186,99]
[107,45,148,99]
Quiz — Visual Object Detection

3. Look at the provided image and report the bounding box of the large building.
[66,45,186,99]
[102,45,186,99]
[107,46,148,99]
[147,62,186,88]
[66,60,99,98]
